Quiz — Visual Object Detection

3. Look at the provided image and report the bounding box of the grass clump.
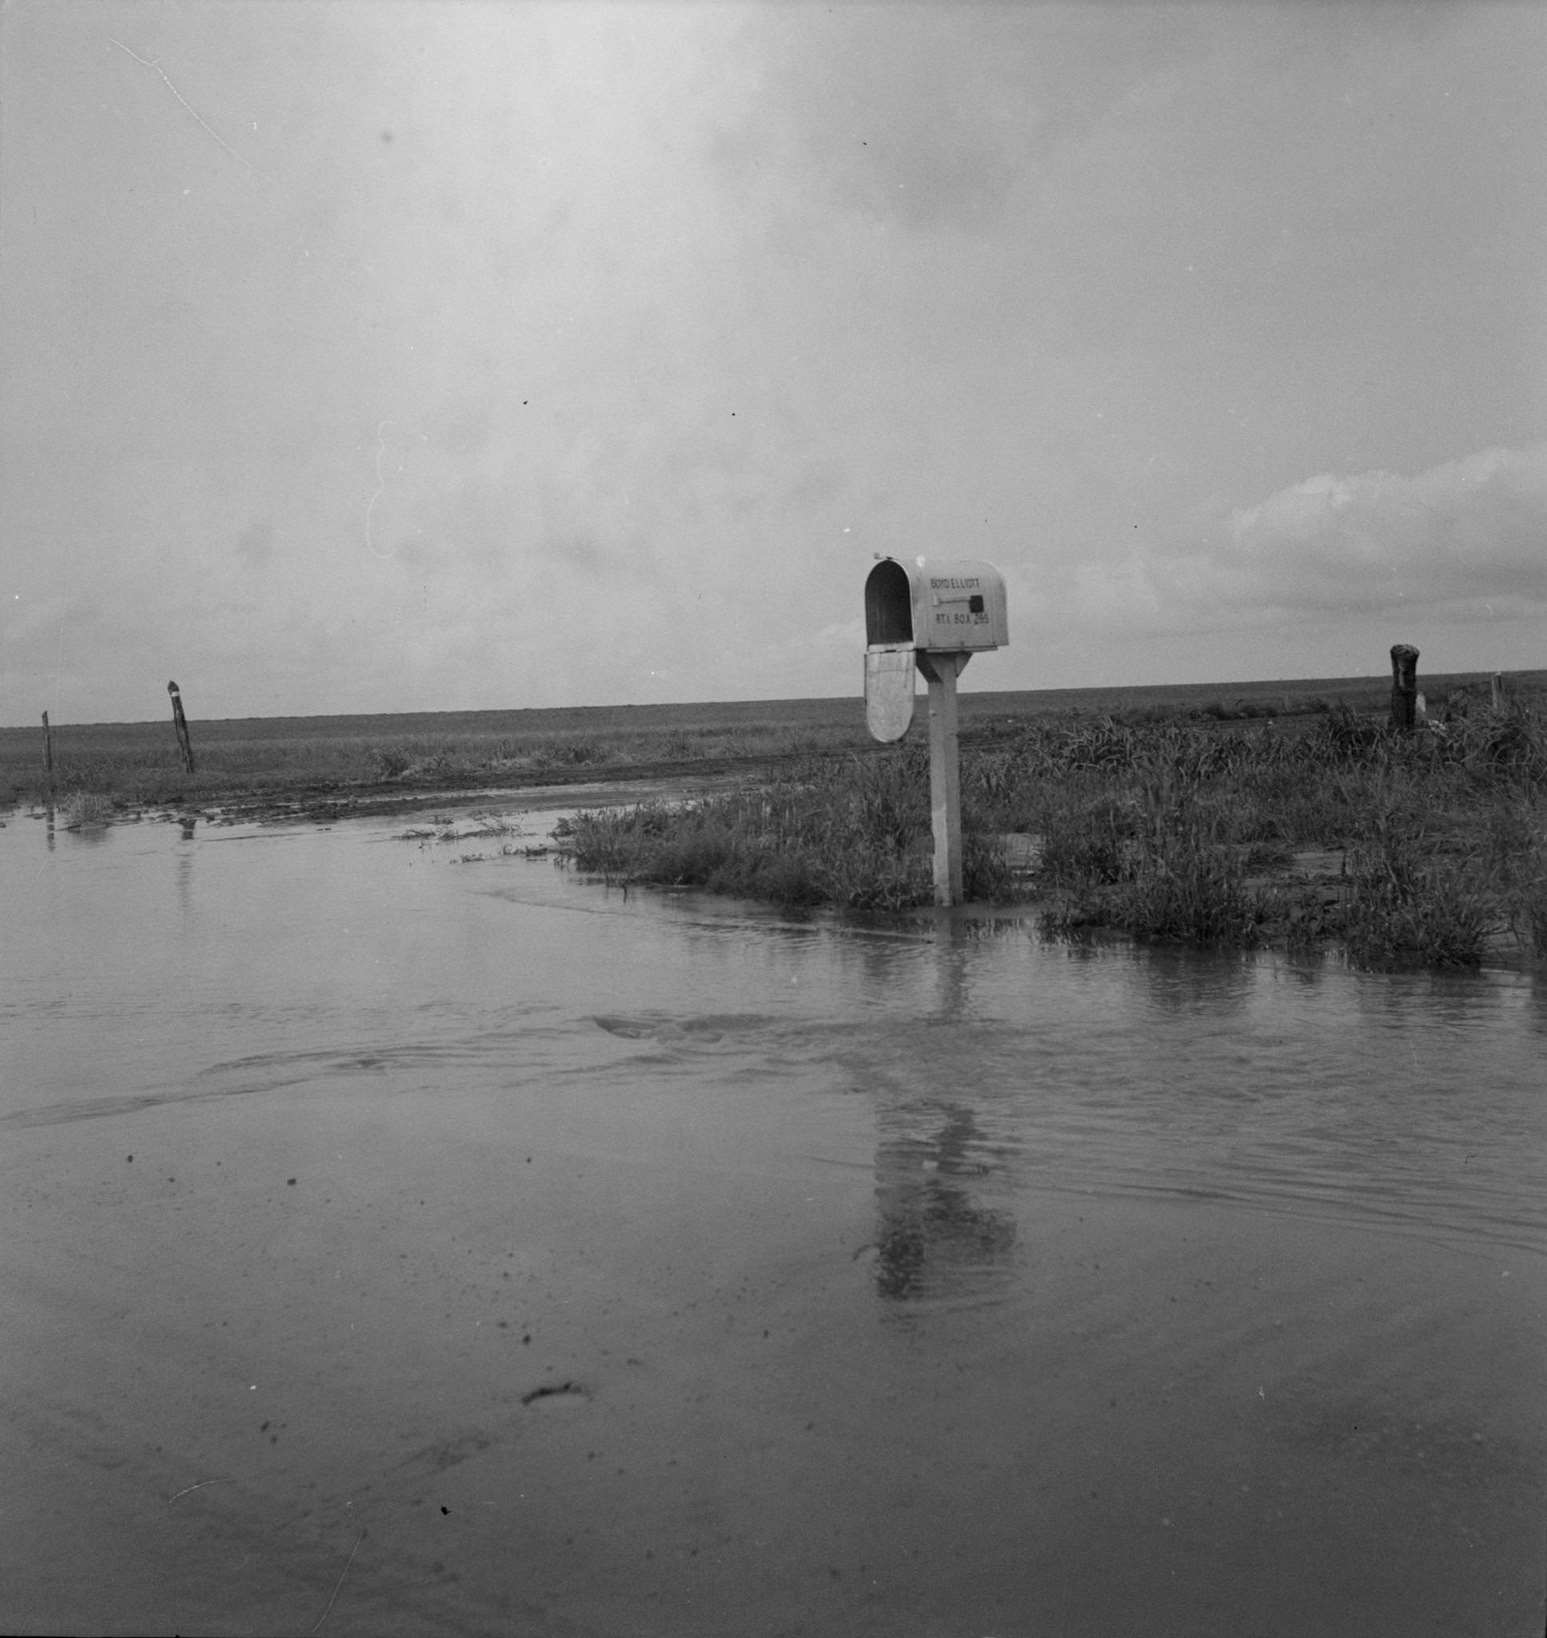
[1041,810,1264,947]
[1339,830,1499,967]
[58,790,116,830]
[566,749,1009,912]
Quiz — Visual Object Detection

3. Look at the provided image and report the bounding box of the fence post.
[41,710,54,795]
[1389,644,1419,732]
[1491,672,1505,712]
[167,680,196,773]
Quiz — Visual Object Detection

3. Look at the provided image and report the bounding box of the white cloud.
[1067,443,1547,637]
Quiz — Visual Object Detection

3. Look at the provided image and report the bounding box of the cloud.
[1067,443,1547,636]
[1219,444,1547,611]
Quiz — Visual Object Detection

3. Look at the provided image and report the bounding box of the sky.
[2,0,1545,725]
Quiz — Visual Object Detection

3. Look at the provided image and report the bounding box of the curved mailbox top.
[864,556,1008,652]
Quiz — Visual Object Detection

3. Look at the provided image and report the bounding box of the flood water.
[2,794,1544,1637]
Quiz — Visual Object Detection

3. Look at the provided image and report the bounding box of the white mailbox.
[863,556,1009,744]
[864,556,1009,654]
[861,554,1010,906]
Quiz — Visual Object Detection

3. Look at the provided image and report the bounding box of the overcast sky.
[3,1,1544,724]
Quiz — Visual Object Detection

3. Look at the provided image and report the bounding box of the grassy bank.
[566,687,1547,967]
[560,744,1015,912]
[1011,697,1547,966]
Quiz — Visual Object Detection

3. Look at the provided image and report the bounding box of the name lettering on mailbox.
[930,576,989,624]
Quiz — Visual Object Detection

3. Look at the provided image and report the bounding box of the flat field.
[5,670,1536,816]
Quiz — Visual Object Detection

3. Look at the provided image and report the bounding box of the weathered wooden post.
[1491,672,1505,712]
[167,679,196,773]
[917,649,968,904]
[863,556,1009,907]
[41,710,54,795]
[1389,644,1419,732]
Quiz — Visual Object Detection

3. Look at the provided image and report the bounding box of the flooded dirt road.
[3,796,1544,1636]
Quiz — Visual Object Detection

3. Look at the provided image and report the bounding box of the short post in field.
[1389,644,1419,732]
[1491,672,1505,712]
[41,710,54,796]
[167,680,196,773]
[917,649,968,905]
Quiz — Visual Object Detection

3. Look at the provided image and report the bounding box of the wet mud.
[144,754,819,830]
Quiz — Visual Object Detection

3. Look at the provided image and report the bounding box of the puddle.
[1,801,1544,1637]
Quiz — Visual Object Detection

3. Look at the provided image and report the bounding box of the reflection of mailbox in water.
[864,556,1009,654]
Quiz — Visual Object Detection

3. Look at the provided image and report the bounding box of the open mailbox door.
[864,644,916,742]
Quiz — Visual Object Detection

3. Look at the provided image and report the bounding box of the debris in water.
[521,1381,589,1409]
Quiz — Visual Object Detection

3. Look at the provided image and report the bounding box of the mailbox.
[861,554,1010,903]
[864,556,1008,653]
[864,556,1008,744]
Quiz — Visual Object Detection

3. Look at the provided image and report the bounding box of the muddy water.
[2,797,1544,1638]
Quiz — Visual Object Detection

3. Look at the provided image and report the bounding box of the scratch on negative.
[310,1530,366,1634]
[365,420,394,559]
[109,38,257,176]
[168,1477,235,1503]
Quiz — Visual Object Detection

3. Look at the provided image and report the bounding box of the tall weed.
[1339,820,1498,967]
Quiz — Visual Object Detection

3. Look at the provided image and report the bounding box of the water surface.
[2,798,1543,1636]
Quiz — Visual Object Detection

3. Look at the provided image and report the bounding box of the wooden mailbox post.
[863,556,1009,907]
